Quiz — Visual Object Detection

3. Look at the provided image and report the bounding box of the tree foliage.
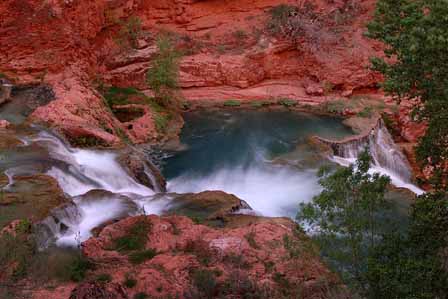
[297,150,391,294]
[366,0,448,185]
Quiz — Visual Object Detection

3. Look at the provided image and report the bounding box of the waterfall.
[19,129,169,247]
[317,119,423,195]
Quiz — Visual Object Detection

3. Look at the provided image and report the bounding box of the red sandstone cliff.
[1,0,403,145]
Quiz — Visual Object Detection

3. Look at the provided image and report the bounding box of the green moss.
[357,106,374,118]
[244,231,260,249]
[223,100,241,107]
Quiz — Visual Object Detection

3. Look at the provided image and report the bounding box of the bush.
[153,113,170,133]
[147,36,181,106]
[116,16,144,50]
[124,274,137,288]
[223,100,241,107]
[133,292,148,299]
[244,231,260,249]
[69,255,93,282]
[357,106,373,118]
[267,4,297,35]
[278,98,297,107]
[184,239,213,266]
[113,219,152,252]
[191,269,218,299]
[96,273,112,283]
[251,101,270,108]
[128,248,158,265]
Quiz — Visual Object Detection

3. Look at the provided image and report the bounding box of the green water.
[163,110,354,217]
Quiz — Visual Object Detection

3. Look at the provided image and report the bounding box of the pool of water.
[163,110,354,218]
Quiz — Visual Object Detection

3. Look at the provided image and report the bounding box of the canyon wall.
[0,0,423,145]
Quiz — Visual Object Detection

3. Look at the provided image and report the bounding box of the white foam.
[168,163,320,218]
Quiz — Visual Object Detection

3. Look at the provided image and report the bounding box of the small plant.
[128,248,158,265]
[191,269,218,298]
[69,255,93,282]
[323,81,334,94]
[116,16,144,50]
[153,113,169,133]
[184,239,213,266]
[96,273,112,283]
[244,231,260,249]
[133,292,149,299]
[267,4,297,35]
[278,98,297,107]
[251,101,270,108]
[357,106,374,118]
[147,35,182,107]
[124,274,137,288]
[223,253,251,269]
[223,100,241,107]
[113,219,152,252]
[324,99,346,114]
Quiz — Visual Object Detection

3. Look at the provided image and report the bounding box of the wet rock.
[164,190,252,224]
[0,174,69,228]
[69,282,128,299]
[117,148,166,192]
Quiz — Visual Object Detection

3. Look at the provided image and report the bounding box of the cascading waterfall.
[21,130,169,247]
[319,119,424,195]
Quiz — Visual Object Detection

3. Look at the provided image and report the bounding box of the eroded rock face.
[0,0,409,147]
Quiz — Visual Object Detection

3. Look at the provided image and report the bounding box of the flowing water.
[163,110,354,217]
[1,110,420,248]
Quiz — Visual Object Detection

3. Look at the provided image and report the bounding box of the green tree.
[297,150,391,294]
[366,192,448,299]
[146,36,181,107]
[366,0,448,186]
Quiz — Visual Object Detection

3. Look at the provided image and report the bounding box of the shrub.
[69,255,93,282]
[244,231,260,249]
[153,113,170,133]
[251,101,270,108]
[124,274,137,288]
[133,292,148,299]
[191,269,218,298]
[96,273,112,283]
[128,248,158,265]
[324,99,346,114]
[147,36,181,107]
[267,4,297,35]
[278,98,296,107]
[113,219,152,252]
[357,106,373,118]
[116,16,144,49]
[184,239,213,266]
[223,100,241,107]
